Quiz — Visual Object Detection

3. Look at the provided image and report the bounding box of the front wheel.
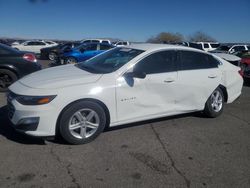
[204,87,224,118]
[59,101,106,144]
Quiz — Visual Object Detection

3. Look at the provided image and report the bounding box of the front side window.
[77,48,144,73]
[100,44,112,50]
[134,51,176,74]
[203,43,209,48]
[180,51,218,70]
[85,44,97,51]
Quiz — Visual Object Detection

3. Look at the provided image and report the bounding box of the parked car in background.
[113,41,130,47]
[0,43,41,91]
[228,45,250,54]
[210,45,231,53]
[8,44,243,144]
[196,42,220,52]
[11,40,58,54]
[81,39,111,44]
[40,42,81,60]
[61,42,114,64]
[240,56,250,79]
[212,53,241,66]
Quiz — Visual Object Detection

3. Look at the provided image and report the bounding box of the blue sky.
[0,0,249,42]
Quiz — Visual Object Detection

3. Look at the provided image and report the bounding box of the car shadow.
[0,105,46,145]
[0,104,204,145]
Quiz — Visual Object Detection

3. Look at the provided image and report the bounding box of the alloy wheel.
[211,90,223,112]
[68,108,100,139]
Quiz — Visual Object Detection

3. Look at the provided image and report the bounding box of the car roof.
[126,43,205,53]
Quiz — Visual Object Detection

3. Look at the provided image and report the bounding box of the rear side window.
[85,44,97,51]
[179,51,218,70]
[134,50,176,74]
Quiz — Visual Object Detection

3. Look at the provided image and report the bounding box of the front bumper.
[7,94,59,137]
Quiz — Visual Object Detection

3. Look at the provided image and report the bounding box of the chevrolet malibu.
[7,44,243,144]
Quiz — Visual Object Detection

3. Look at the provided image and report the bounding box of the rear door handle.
[164,78,175,83]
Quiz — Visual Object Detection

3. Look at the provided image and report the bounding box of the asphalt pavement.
[0,60,249,188]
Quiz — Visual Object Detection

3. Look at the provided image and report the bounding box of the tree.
[189,31,217,42]
[147,32,184,43]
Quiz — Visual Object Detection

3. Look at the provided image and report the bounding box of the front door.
[116,50,178,122]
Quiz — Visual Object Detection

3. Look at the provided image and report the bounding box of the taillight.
[23,53,37,63]
[238,70,244,77]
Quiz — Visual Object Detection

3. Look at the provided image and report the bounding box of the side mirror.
[124,71,146,79]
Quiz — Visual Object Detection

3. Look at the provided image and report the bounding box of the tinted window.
[233,46,245,52]
[180,51,218,70]
[27,42,36,45]
[36,42,46,45]
[85,44,97,51]
[189,43,203,50]
[102,41,109,44]
[0,44,18,55]
[217,45,230,51]
[211,43,220,48]
[100,44,112,50]
[203,43,209,48]
[134,51,176,74]
[83,40,91,43]
[0,47,12,55]
[92,40,100,43]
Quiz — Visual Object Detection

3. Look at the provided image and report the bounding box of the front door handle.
[208,75,217,78]
[164,78,175,83]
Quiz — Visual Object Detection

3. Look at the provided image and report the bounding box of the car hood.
[18,64,102,89]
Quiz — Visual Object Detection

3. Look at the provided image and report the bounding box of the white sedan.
[7,44,243,144]
[11,40,57,54]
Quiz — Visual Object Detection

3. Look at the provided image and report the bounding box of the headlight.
[16,95,57,105]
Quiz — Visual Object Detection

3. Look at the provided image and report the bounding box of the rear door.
[175,50,221,112]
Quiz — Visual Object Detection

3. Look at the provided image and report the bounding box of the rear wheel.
[48,52,58,61]
[204,87,224,118]
[59,101,106,144]
[0,69,18,92]
[65,57,77,64]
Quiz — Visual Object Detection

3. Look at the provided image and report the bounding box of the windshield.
[76,47,144,74]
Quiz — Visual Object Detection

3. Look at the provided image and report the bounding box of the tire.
[65,57,77,64]
[59,101,106,144]
[48,52,58,61]
[204,87,224,118]
[0,69,18,92]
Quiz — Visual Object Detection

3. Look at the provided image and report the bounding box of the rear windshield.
[0,43,19,54]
